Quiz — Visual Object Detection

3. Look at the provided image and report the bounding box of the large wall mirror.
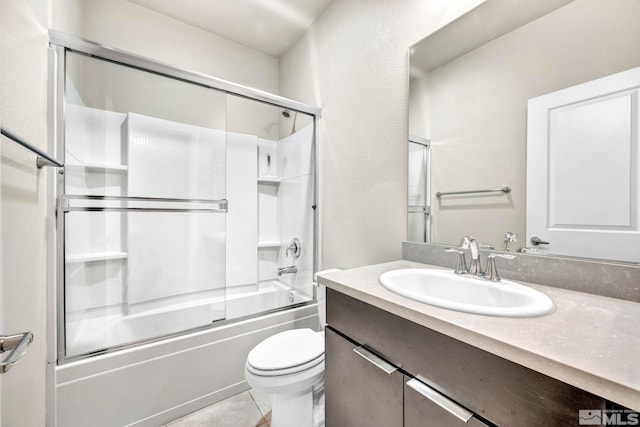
[408,0,640,263]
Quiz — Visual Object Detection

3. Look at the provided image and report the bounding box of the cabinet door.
[404,376,491,427]
[325,328,403,427]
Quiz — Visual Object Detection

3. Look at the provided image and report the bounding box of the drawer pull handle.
[406,377,474,423]
[353,346,398,374]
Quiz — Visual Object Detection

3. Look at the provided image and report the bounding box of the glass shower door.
[62,52,228,357]
[408,137,431,242]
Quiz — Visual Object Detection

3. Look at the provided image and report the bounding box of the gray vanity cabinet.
[325,328,403,426]
[325,288,609,426]
[325,326,490,427]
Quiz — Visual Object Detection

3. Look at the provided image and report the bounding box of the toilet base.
[270,382,324,427]
[271,389,312,427]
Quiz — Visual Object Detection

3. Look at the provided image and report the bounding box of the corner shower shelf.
[65,162,129,171]
[258,241,281,248]
[257,176,281,184]
[65,251,129,263]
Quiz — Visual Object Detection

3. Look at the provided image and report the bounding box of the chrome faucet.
[459,236,482,276]
[445,236,515,282]
[278,265,297,276]
[445,236,481,277]
[502,232,517,251]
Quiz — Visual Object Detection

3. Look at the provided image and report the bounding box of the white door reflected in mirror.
[527,66,640,263]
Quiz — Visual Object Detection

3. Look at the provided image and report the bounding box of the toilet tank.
[313,269,342,327]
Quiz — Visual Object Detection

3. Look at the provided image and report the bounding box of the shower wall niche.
[61,52,316,359]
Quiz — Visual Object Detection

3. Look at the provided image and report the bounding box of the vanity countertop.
[318,260,640,411]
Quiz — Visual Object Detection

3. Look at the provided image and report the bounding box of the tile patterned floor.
[166,389,272,427]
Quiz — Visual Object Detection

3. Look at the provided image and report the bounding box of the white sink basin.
[379,269,554,317]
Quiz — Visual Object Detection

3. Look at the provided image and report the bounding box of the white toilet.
[245,269,339,427]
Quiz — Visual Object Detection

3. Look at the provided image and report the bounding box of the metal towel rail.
[1,127,63,168]
[61,195,229,213]
[0,332,34,373]
[436,186,511,199]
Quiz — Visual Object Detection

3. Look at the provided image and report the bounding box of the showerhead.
[282,109,291,118]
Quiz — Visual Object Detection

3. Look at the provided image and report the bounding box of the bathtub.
[55,286,318,427]
[65,281,312,357]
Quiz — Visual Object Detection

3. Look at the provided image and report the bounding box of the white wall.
[409,0,640,249]
[0,1,50,425]
[279,0,486,269]
[54,0,282,140]
[61,0,280,94]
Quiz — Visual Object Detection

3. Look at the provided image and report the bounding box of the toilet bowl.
[244,269,340,427]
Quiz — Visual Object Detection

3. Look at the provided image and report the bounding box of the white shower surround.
[63,102,316,355]
[58,95,317,425]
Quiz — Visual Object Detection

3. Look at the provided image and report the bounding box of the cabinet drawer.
[326,288,606,426]
[325,328,403,427]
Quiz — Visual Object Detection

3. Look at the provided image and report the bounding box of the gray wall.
[279,0,485,269]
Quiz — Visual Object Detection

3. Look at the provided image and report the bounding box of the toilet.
[244,269,340,427]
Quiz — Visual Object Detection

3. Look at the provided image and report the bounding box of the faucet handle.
[484,253,516,282]
[286,237,301,259]
[503,232,517,251]
[444,248,467,275]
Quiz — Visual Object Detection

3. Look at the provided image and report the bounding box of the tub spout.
[278,266,297,276]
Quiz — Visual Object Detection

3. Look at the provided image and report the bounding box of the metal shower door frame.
[48,30,322,364]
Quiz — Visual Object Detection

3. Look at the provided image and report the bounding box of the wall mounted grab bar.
[1,127,63,168]
[436,186,510,199]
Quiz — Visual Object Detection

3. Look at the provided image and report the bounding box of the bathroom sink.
[379,269,554,317]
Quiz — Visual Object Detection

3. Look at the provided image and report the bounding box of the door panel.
[325,328,403,427]
[62,51,228,358]
[527,67,640,262]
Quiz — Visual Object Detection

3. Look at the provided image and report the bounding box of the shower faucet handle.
[286,237,301,259]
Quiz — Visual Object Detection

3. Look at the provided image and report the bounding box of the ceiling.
[127,0,333,57]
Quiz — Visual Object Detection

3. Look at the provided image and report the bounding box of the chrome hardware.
[406,377,473,423]
[353,346,398,374]
[459,236,483,276]
[484,253,516,282]
[444,248,467,275]
[436,186,510,199]
[0,332,34,373]
[1,127,64,168]
[503,231,517,251]
[61,195,228,213]
[285,237,301,259]
[277,265,297,276]
[530,236,549,245]
[453,236,519,282]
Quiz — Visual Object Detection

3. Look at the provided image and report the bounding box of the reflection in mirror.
[408,0,640,263]
[408,136,431,242]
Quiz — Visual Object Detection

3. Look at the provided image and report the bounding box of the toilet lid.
[247,328,324,371]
